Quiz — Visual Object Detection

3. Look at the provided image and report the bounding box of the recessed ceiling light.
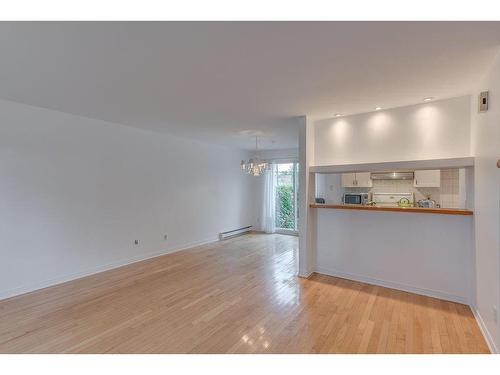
[375,106,382,111]
[334,113,342,117]
[423,97,434,102]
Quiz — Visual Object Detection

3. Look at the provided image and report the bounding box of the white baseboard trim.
[0,236,219,301]
[472,308,499,354]
[315,267,468,305]
[298,269,315,279]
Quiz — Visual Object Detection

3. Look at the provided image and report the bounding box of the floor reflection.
[240,327,270,351]
[269,235,300,306]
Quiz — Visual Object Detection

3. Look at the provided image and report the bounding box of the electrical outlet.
[134,240,139,245]
[164,234,168,241]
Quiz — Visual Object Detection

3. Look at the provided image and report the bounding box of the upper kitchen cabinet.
[341,173,356,187]
[414,170,441,187]
[355,172,373,187]
[341,172,373,188]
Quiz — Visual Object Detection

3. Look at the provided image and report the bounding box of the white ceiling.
[0,22,499,150]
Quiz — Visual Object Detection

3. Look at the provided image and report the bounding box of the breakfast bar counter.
[309,203,473,216]
[311,202,474,303]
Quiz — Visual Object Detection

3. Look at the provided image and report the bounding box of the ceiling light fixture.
[334,113,342,117]
[240,136,270,177]
[375,106,382,111]
[423,97,434,102]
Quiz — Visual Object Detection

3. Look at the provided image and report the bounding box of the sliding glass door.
[274,162,299,234]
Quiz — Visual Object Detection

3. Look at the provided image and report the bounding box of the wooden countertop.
[309,203,473,216]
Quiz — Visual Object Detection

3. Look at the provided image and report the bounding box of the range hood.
[370,171,414,180]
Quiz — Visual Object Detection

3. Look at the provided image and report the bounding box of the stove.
[372,192,414,207]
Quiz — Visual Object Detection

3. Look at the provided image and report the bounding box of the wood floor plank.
[0,233,489,354]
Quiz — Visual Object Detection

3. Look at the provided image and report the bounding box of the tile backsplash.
[438,169,460,208]
[341,169,461,208]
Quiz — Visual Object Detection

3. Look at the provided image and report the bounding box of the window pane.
[275,163,295,230]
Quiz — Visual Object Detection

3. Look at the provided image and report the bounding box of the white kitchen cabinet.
[414,170,441,187]
[341,173,357,187]
[341,172,373,188]
[355,172,373,187]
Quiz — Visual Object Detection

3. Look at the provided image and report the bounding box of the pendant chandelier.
[241,136,270,177]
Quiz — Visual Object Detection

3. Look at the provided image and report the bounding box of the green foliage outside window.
[276,185,295,229]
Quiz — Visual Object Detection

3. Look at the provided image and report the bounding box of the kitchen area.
[298,94,481,308]
[288,54,500,350]
[314,167,472,214]
[307,157,475,305]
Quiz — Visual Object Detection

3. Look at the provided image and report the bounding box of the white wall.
[470,52,500,353]
[315,173,343,203]
[316,209,473,304]
[314,96,471,166]
[0,99,255,299]
[250,148,298,162]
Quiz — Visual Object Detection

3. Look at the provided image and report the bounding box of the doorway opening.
[274,162,299,235]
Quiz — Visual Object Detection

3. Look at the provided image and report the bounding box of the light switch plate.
[479,91,489,112]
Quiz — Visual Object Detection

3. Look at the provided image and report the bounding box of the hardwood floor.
[0,233,489,353]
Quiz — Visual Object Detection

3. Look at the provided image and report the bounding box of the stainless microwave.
[343,193,369,205]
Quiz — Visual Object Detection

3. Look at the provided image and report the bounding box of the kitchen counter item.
[398,197,412,207]
[417,196,437,208]
[343,193,369,205]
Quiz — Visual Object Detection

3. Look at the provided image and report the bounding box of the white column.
[470,51,500,352]
[298,116,316,277]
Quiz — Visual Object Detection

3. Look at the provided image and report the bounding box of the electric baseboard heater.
[219,226,253,240]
